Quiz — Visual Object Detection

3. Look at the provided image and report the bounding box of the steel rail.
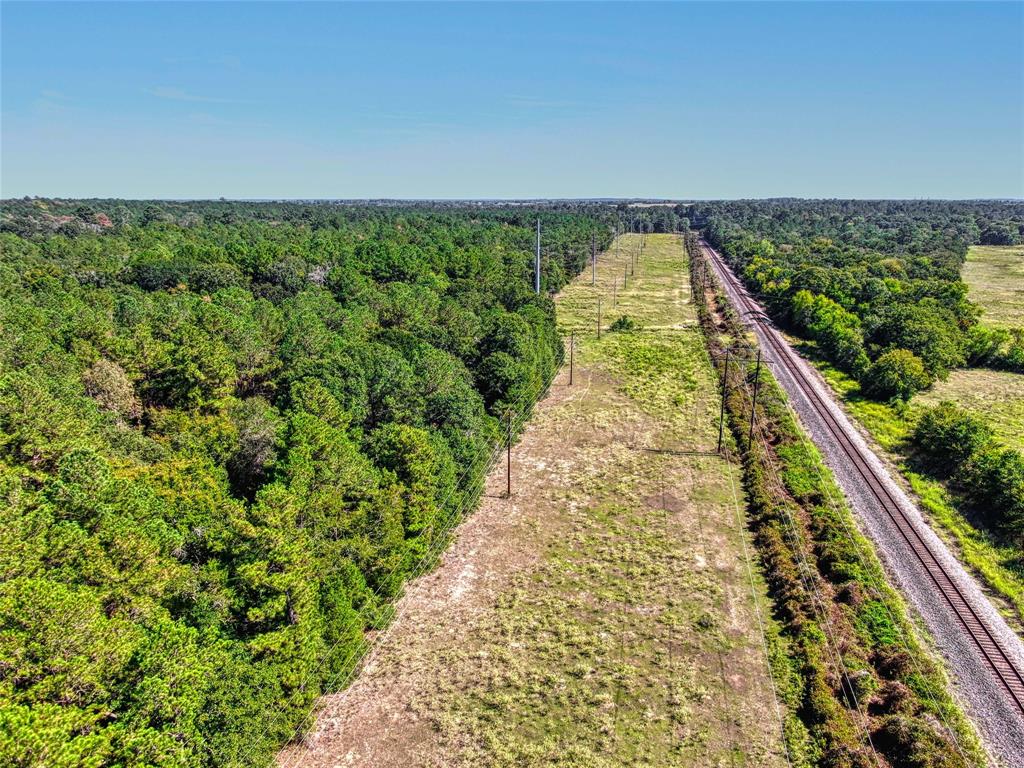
[699,238,1024,716]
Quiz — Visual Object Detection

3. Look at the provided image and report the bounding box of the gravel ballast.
[704,243,1024,768]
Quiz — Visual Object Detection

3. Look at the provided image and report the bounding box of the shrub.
[609,315,638,332]
[964,447,1024,539]
[871,303,967,378]
[860,349,931,402]
[967,325,1024,373]
[912,402,993,474]
[791,290,870,377]
[913,402,1024,540]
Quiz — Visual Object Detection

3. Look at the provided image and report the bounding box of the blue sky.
[2,1,1022,199]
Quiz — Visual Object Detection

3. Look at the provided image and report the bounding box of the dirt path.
[279,234,788,768]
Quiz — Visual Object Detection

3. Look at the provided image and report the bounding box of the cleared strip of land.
[279,234,788,767]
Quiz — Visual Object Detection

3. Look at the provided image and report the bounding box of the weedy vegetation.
[688,232,985,768]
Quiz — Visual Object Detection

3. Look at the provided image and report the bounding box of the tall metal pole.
[747,349,762,445]
[535,217,541,295]
[717,349,731,453]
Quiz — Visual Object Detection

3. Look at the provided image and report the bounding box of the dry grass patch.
[963,244,1024,328]
[915,368,1024,454]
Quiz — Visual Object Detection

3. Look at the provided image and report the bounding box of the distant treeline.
[0,200,609,766]
[1,196,691,239]
[697,199,1024,397]
[696,198,1024,544]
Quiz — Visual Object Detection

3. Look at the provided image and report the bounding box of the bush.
[967,325,1024,373]
[609,315,638,332]
[791,290,870,376]
[913,402,1024,540]
[861,349,931,402]
[912,402,993,474]
[964,447,1024,539]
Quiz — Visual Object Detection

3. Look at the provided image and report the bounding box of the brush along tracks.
[688,232,989,767]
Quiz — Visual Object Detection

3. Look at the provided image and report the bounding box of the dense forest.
[696,199,1024,542]
[0,200,611,766]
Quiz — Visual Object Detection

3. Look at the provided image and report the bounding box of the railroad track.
[699,238,1024,717]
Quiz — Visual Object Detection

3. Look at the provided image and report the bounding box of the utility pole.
[717,348,731,454]
[506,412,512,497]
[569,331,574,386]
[626,225,634,276]
[535,217,541,295]
[747,349,762,445]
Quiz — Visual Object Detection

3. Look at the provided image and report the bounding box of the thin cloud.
[161,55,242,71]
[145,86,236,104]
[186,112,271,130]
[505,95,586,110]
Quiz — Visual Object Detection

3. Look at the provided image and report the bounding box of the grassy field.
[918,368,1024,454]
[422,235,787,766]
[963,244,1024,328]
[282,235,789,767]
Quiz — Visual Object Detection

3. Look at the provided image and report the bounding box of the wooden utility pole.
[717,348,731,454]
[535,218,541,295]
[506,412,512,497]
[747,349,762,445]
[569,331,574,386]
